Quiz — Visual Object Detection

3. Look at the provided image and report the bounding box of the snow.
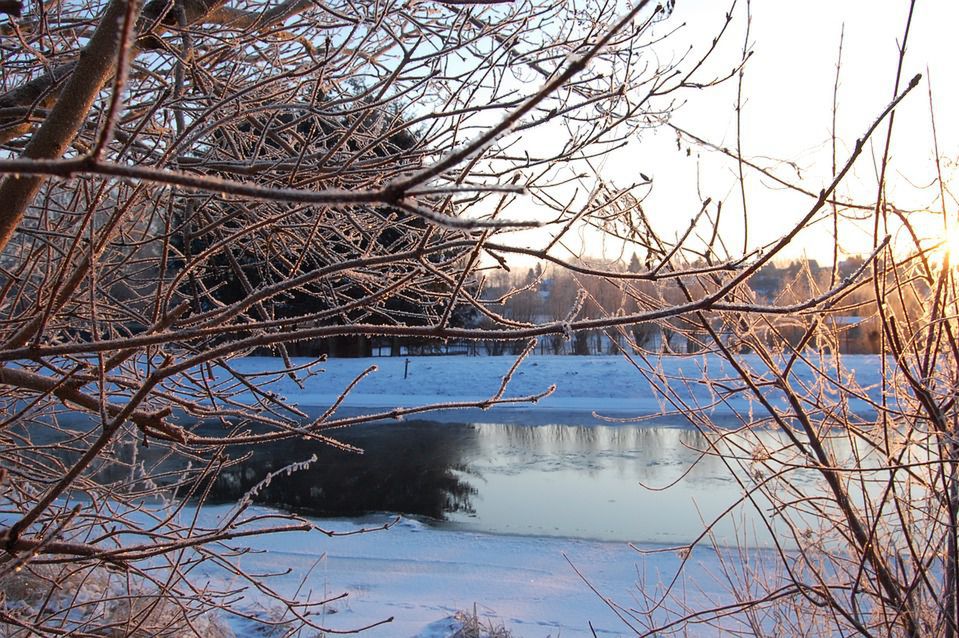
[204,505,741,638]
[221,353,885,425]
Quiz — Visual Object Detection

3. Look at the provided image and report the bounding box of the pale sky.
[497,0,959,267]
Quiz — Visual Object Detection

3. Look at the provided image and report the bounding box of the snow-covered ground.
[208,506,744,638]
[171,354,881,636]
[223,353,884,425]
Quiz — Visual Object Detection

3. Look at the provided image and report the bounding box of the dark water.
[204,420,481,520]
[197,419,804,545]
[27,413,830,544]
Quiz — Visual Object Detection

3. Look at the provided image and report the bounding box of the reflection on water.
[21,413,852,545]
[206,421,481,520]
[197,419,821,545]
[455,423,738,543]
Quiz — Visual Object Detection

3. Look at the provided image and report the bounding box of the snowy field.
[184,354,883,636]
[207,506,747,638]
[223,353,884,425]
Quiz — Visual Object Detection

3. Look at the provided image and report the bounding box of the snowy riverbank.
[208,506,745,638]
[222,353,884,425]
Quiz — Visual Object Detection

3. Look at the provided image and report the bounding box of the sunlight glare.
[935,225,959,268]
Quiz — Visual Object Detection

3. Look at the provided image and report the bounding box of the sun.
[933,225,959,268]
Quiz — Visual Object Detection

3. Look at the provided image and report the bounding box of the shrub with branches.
[599,3,959,636]
[0,0,775,633]
[1,0,941,633]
